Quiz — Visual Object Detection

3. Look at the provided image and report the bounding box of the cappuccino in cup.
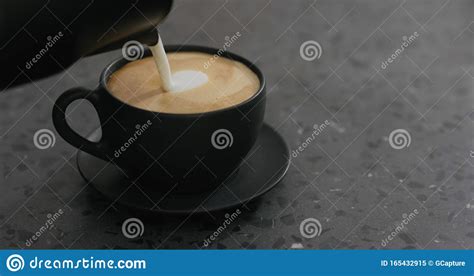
[53,38,266,193]
[107,39,260,114]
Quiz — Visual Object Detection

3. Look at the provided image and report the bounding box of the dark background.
[0,0,473,249]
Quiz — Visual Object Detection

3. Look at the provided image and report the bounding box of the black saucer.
[76,123,290,214]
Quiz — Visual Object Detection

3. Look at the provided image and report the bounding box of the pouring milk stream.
[149,35,208,92]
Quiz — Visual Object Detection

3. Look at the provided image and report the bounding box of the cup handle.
[52,87,108,161]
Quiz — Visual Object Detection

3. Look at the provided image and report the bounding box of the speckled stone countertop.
[1,0,473,249]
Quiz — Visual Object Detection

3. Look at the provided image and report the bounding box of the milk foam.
[150,36,208,92]
[171,70,208,92]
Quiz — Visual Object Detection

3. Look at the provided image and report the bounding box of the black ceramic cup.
[53,45,266,194]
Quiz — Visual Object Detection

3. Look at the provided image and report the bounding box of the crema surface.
[107,52,260,114]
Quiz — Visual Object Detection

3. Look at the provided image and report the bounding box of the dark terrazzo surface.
[1,0,473,249]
